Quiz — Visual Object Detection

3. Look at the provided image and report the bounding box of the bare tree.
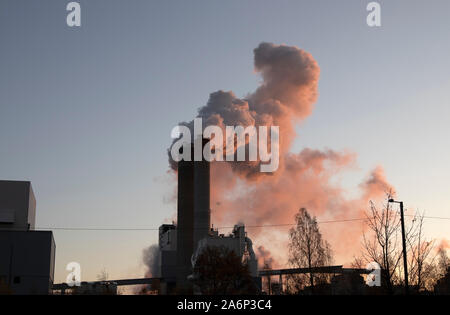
[358,194,437,294]
[407,212,435,291]
[288,208,333,293]
[360,196,407,293]
[437,247,449,278]
[430,246,450,294]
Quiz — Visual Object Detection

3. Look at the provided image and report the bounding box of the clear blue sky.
[1,0,449,283]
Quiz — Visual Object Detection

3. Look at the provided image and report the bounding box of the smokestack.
[176,155,194,288]
[193,139,211,252]
[176,139,211,289]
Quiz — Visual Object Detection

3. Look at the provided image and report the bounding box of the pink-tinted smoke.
[168,42,394,266]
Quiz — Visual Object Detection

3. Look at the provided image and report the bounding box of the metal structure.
[259,265,371,295]
[52,277,159,294]
[259,265,371,277]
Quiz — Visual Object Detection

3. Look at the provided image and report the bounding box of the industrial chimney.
[176,156,194,288]
[175,139,211,289]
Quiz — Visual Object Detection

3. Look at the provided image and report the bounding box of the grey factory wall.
[0,230,55,295]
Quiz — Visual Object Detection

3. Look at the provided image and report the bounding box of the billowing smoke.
[142,244,160,278]
[168,42,393,265]
[169,42,319,177]
[257,246,276,269]
[135,245,161,294]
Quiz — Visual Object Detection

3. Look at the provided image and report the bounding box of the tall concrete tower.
[175,158,195,289]
[175,140,211,290]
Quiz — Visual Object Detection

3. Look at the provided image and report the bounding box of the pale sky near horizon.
[1,0,450,285]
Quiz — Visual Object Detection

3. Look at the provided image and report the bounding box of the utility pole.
[389,199,409,295]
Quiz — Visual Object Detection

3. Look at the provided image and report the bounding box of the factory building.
[192,224,258,278]
[0,180,55,295]
[157,143,258,294]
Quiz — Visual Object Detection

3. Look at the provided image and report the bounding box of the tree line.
[193,193,450,295]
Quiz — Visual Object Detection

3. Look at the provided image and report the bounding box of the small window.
[13,276,21,284]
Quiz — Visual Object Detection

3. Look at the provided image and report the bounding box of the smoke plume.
[257,246,277,269]
[169,42,319,177]
[142,244,161,278]
[168,42,393,265]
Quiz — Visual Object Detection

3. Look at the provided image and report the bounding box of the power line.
[30,215,450,232]
[410,215,450,221]
[33,219,365,231]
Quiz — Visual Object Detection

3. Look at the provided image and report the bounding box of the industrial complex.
[0,157,371,295]
[0,158,373,295]
[157,143,259,293]
[0,146,260,294]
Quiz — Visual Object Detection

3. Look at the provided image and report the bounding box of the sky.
[1,0,449,285]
